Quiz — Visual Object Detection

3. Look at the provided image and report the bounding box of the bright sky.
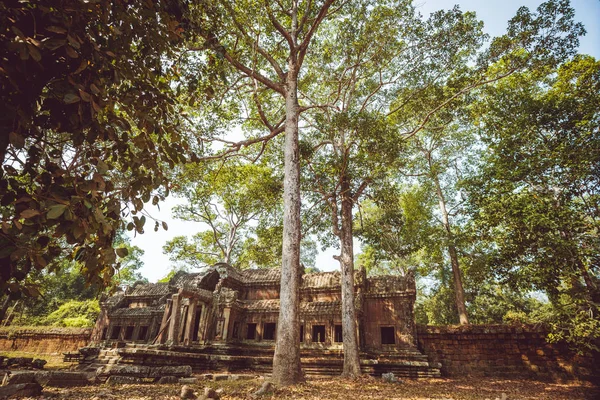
[130,0,600,283]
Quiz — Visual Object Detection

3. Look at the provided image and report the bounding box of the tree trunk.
[433,174,469,325]
[338,174,362,377]
[0,296,12,326]
[272,62,304,386]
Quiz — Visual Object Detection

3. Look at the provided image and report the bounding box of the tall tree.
[299,0,487,374]
[184,0,337,385]
[383,0,586,325]
[400,116,477,324]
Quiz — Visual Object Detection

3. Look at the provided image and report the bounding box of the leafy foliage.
[0,0,190,298]
[164,162,285,268]
[43,299,100,327]
[466,55,600,351]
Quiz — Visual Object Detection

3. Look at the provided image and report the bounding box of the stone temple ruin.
[88,263,441,377]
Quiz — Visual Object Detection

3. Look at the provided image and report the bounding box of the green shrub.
[43,300,100,327]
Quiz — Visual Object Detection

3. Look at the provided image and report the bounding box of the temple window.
[246,323,257,340]
[263,323,276,340]
[312,324,326,343]
[334,325,343,343]
[124,326,134,340]
[381,326,395,344]
[110,326,121,340]
[138,326,149,341]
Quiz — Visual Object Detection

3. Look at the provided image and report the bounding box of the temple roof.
[239,299,342,315]
[111,306,164,317]
[127,282,172,297]
[240,268,281,284]
[169,271,206,288]
[302,271,341,289]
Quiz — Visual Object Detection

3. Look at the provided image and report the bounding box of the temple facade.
[91,263,417,351]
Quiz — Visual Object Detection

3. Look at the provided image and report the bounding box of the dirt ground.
[35,376,599,400]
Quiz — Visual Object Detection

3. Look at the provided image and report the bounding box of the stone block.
[204,387,219,399]
[4,371,37,385]
[150,365,193,378]
[0,383,42,398]
[31,359,47,369]
[106,375,144,385]
[179,377,199,384]
[157,376,180,384]
[97,365,150,378]
[43,371,91,387]
[213,374,229,381]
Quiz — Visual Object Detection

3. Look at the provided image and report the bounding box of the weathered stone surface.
[5,370,91,387]
[106,375,144,385]
[97,365,150,378]
[0,382,42,398]
[381,372,397,383]
[97,364,192,378]
[157,376,180,384]
[42,371,91,387]
[180,385,195,399]
[212,374,229,381]
[7,357,33,367]
[252,381,273,398]
[149,365,192,378]
[417,324,600,381]
[203,387,219,399]
[79,347,100,357]
[31,359,47,369]
[179,377,199,384]
[4,371,37,385]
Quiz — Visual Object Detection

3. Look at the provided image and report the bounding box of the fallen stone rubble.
[0,356,46,370]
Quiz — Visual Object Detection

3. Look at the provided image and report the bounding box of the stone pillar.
[178,304,189,342]
[183,299,198,346]
[157,299,172,344]
[221,307,231,341]
[168,293,182,345]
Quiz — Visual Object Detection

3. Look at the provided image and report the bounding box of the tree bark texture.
[272,63,304,386]
[338,174,362,377]
[0,296,11,326]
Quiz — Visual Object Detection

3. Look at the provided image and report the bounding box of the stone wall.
[0,327,91,354]
[417,324,599,382]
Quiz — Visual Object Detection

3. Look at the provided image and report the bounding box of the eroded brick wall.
[417,324,599,381]
[0,327,91,354]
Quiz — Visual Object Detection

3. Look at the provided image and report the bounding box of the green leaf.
[96,159,109,174]
[20,209,41,219]
[63,93,80,104]
[47,204,68,219]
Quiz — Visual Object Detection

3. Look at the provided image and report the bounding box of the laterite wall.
[0,327,92,354]
[417,324,599,382]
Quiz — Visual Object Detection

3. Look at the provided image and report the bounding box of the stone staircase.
[78,348,121,377]
[92,343,441,378]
